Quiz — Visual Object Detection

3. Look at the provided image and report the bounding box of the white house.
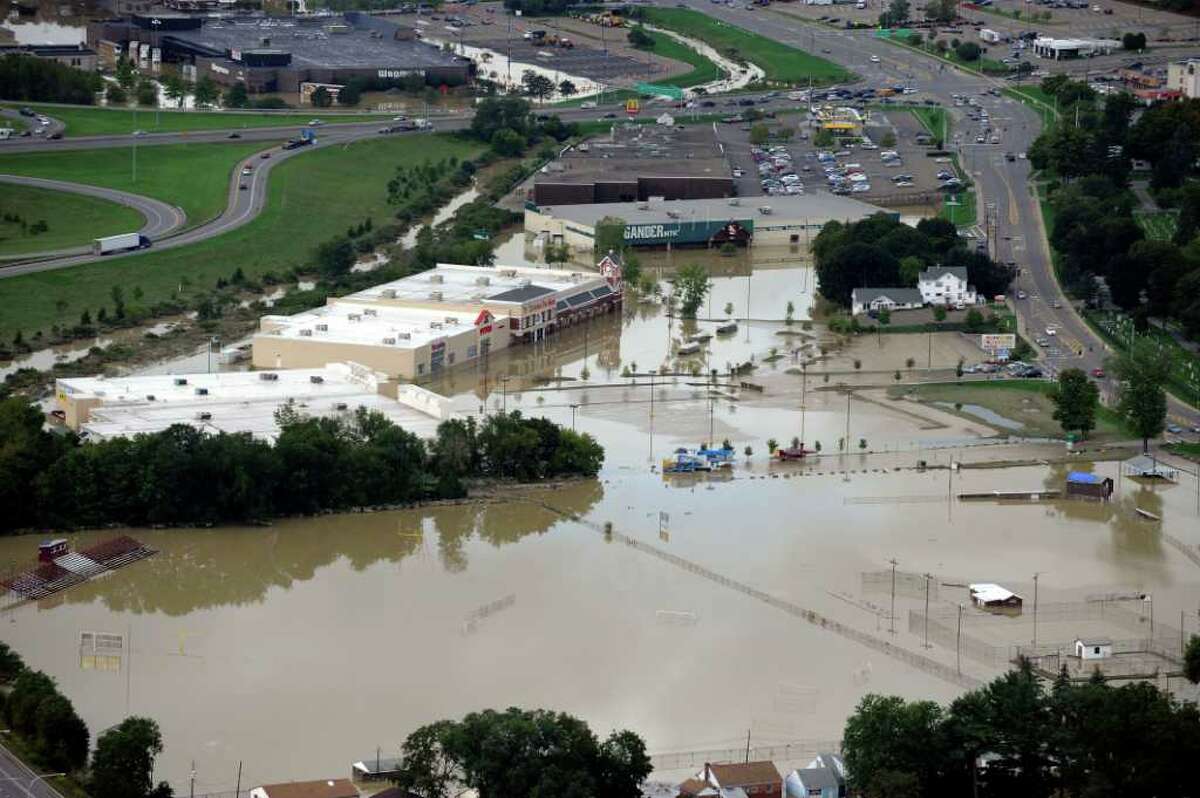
[918,266,978,307]
[785,754,846,798]
[1074,638,1113,661]
[850,287,924,317]
[1167,58,1200,99]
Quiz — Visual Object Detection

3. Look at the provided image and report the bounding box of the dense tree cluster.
[1107,337,1172,452]
[0,644,89,774]
[842,660,1200,798]
[394,707,652,798]
[0,53,102,104]
[0,398,603,532]
[812,214,1013,307]
[1029,81,1200,336]
[91,718,174,798]
[467,96,577,156]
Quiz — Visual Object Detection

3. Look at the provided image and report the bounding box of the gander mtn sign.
[619,219,753,246]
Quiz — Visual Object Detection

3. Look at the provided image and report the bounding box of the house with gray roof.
[918,266,979,307]
[850,287,924,317]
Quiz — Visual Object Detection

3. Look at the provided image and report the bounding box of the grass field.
[910,106,949,142]
[0,183,144,258]
[0,102,392,137]
[0,141,264,227]
[1134,210,1179,242]
[640,31,725,87]
[637,7,851,85]
[888,379,1129,440]
[1003,86,1060,126]
[0,135,481,340]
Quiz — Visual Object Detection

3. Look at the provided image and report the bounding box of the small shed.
[1074,638,1113,660]
[1065,471,1114,501]
[969,583,1023,611]
[1123,454,1179,482]
[38,539,69,563]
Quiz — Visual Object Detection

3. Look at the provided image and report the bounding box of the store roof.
[533,194,891,229]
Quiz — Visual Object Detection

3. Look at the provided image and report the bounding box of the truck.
[979,28,1001,44]
[92,233,151,255]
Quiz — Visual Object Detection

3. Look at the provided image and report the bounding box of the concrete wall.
[251,336,421,379]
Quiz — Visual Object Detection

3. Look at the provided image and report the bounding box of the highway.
[0,740,64,798]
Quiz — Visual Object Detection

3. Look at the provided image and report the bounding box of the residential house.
[686,762,784,798]
[250,780,358,798]
[850,287,924,317]
[918,266,978,307]
[969,583,1023,611]
[785,753,846,798]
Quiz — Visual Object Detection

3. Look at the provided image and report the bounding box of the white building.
[918,266,978,307]
[54,362,451,442]
[1167,58,1200,99]
[850,287,924,317]
[1032,37,1119,60]
[1074,638,1113,661]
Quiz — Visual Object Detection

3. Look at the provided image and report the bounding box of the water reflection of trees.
[62,481,603,615]
[1041,463,1166,565]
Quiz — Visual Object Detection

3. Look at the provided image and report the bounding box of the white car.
[1046,327,1057,336]
[870,55,881,63]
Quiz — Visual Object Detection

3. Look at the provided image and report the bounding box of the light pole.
[1032,572,1041,648]
[501,376,510,414]
[888,557,898,635]
[569,403,579,431]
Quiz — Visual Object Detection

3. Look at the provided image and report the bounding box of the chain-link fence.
[862,569,941,601]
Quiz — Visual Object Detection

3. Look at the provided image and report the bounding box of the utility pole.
[235,762,242,798]
[570,403,579,431]
[189,762,196,798]
[957,604,963,675]
[501,376,510,413]
[1032,572,1040,648]
[923,573,932,648]
[888,558,898,635]
[744,728,751,763]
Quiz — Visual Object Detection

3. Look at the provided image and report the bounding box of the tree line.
[0,641,172,798]
[842,658,1200,798]
[0,53,102,105]
[1029,80,1200,338]
[0,397,603,533]
[812,214,1014,308]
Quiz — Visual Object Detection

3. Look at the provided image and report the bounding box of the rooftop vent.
[195,387,209,396]
[430,273,444,283]
[348,313,362,321]
[445,316,458,325]
[430,322,443,330]
[334,402,348,411]
[362,308,377,317]
[398,332,411,340]
[174,377,188,386]
[476,276,491,286]
[382,288,398,298]
[429,291,443,301]
[146,394,156,401]
[501,269,518,278]
[260,372,279,381]
[315,323,328,331]
[517,278,532,288]
[196,411,212,421]
[310,375,324,384]
[299,329,313,337]
[383,337,397,345]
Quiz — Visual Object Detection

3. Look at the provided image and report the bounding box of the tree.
[0,641,24,683]
[881,131,897,148]
[223,81,249,108]
[558,79,577,97]
[675,264,710,319]
[933,305,947,322]
[314,236,356,277]
[490,127,525,156]
[813,128,835,147]
[521,70,554,103]
[964,308,984,331]
[90,717,172,798]
[925,0,957,22]
[34,693,89,771]
[878,307,891,325]
[193,75,218,108]
[106,83,128,105]
[955,42,982,62]
[337,81,362,106]
[1107,337,1170,452]
[1122,31,1147,50]
[1050,368,1099,438]
[311,86,333,108]
[1186,635,1200,684]
[881,0,910,27]
[842,694,945,797]
[627,26,656,49]
[162,73,186,107]
[134,79,157,107]
[749,123,770,145]
[115,56,136,91]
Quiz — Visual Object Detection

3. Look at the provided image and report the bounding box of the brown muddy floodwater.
[6,255,1200,791]
[1,456,1198,792]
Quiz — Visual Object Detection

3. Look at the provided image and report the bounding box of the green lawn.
[0,135,481,340]
[637,7,851,85]
[0,102,392,137]
[638,31,725,87]
[1134,210,1179,242]
[888,379,1130,439]
[0,183,144,258]
[910,106,949,142]
[1003,86,1060,126]
[0,141,265,227]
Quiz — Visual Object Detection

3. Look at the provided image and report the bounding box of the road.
[0,740,64,798]
[0,174,185,260]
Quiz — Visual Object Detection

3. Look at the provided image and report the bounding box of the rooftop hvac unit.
[196,411,212,421]
[429,291,443,301]
[637,203,649,210]
[315,323,328,331]
[349,314,362,321]
[299,329,313,337]
[334,402,348,411]
[146,395,156,401]
[445,316,458,325]
[430,273,444,283]
[729,198,740,206]
[501,269,518,278]
[430,322,443,330]
[260,372,279,381]
[174,377,188,386]
[382,289,398,298]
[475,276,491,286]
[309,375,324,384]
[398,332,411,340]
[383,337,397,345]
[362,308,377,316]
[517,278,532,288]
[195,387,209,396]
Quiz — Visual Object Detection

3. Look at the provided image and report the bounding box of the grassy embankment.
[0,102,393,137]
[0,141,265,228]
[889,379,1131,440]
[0,135,480,340]
[0,184,144,258]
[1134,210,1179,241]
[878,33,1009,76]
[637,7,853,85]
[1003,86,1060,127]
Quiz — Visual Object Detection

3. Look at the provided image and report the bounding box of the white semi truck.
[92,233,151,255]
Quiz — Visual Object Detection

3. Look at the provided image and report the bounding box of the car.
[975,135,986,143]
[821,48,832,54]
[1052,300,1062,309]
[242,166,253,175]
[732,168,745,177]
[1045,327,1057,336]
[308,119,323,126]
[602,112,617,119]
[239,183,248,191]
[1166,424,1183,434]
[132,130,146,137]
[1090,368,1105,378]
[18,107,35,117]
[700,100,717,107]
[1016,290,1027,299]
[1018,152,1027,159]
[260,152,271,159]
[228,132,242,139]
[1005,152,1016,162]
[870,55,881,63]
[392,115,408,121]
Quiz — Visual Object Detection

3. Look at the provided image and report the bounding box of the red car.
[1090,368,1105,378]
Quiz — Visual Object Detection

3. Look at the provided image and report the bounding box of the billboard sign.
[622,219,754,246]
[625,98,639,117]
[980,333,1016,352]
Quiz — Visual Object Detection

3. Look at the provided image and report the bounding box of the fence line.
[862,569,941,601]
[649,739,841,772]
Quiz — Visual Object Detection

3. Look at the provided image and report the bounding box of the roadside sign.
[980,333,1015,352]
[625,98,640,117]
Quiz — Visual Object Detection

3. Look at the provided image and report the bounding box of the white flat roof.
[346,262,607,308]
[969,583,1022,602]
[58,362,386,406]
[1034,37,1119,48]
[533,194,892,229]
[258,303,481,349]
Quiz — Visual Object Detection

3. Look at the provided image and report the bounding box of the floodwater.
[2,458,1198,792]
